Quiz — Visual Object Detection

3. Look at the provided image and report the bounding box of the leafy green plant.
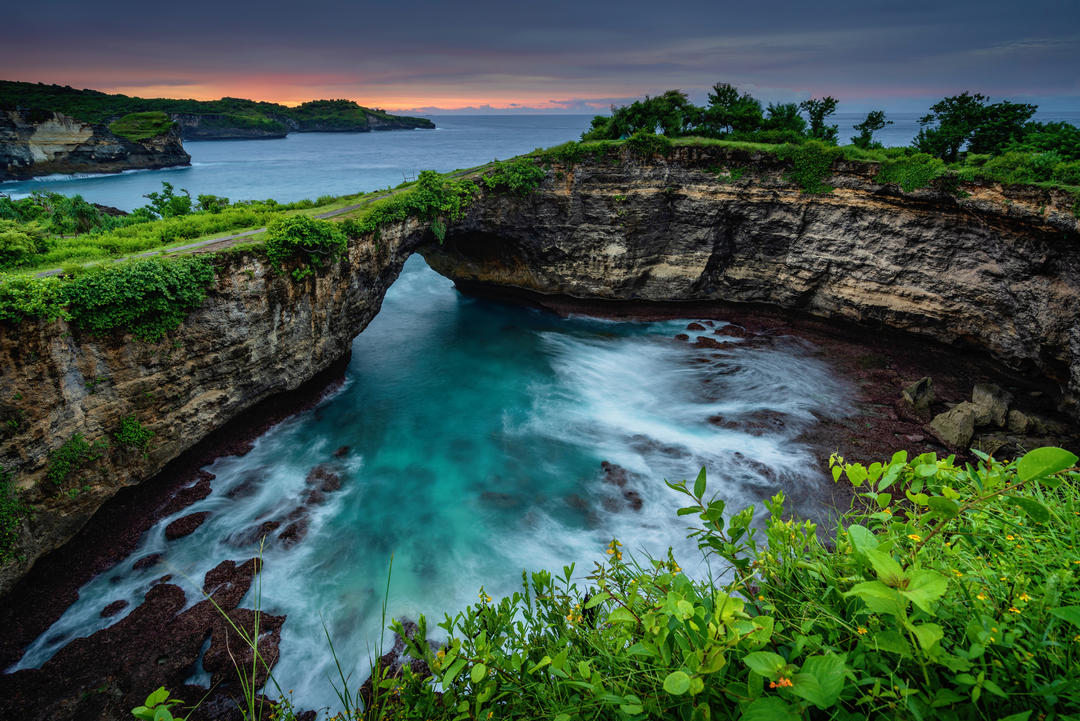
[264,216,348,281]
[875,153,948,191]
[341,171,479,241]
[131,686,186,721]
[482,158,546,196]
[114,415,154,451]
[46,433,106,486]
[383,446,1079,720]
[777,140,841,193]
[626,131,673,158]
[107,112,174,142]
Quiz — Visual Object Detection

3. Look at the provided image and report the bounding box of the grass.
[107,112,175,141]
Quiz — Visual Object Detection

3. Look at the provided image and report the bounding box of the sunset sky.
[4,0,1079,112]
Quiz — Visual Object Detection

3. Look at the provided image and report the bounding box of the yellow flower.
[976,593,988,601]
[436,649,445,659]
[907,534,922,542]
[1019,593,1031,602]
[1006,535,1015,541]
[616,552,623,560]
[856,626,868,635]
[883,508,892,515]
[952,569,963,577]
[1009,606,1021,614]
[606,548,615,555]
[758,595,765,601]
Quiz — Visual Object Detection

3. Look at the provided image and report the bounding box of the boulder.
[929,402,977,449]
[1006,409,1030,434]
[971,383,1011,427]
[900,377,935,415]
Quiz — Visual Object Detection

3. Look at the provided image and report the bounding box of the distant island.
[0,80,435,180]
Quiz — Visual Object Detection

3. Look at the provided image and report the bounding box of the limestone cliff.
[0,110,190,180]
[0,218,430,597]
[422,145,1080,412]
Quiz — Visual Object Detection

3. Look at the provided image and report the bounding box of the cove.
[11,256,848,709]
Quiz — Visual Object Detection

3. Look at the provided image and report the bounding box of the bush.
[61,257,217,341]
[114,415,153,451]
[777,140,842,193]
[341,171,479,241]
[482,159,546,196]
[0,219,50,270]
[626,131,674,158]
[107,111,174,141]
[46,433,106,487]
[388,446,1080,720]
[876,153,948,191]
[264,216,348,281]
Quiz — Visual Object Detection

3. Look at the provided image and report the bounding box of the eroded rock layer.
[422,146,1080,412]
[0,109,190,180]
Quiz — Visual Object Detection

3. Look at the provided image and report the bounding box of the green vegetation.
[1,256,217,341]
[875,153,948,192]
[776,141,842,194]
[106,111,175,141]
[852,111,893,150]
[0,80,433,132]
[114,415,154,451]
[46,433,106,486]
[265,216,348,280]
[312,446,1080,721]
[0,467,27,564]
[341,170,479,241]
[481,158,547,196]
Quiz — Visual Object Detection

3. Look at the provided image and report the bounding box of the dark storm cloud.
[3,0,1077,108]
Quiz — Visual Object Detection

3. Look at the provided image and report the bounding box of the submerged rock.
[164,511,210,540]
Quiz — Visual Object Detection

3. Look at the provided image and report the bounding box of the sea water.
[13,256,850,710]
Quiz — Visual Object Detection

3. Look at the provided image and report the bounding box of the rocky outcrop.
[168,112,289,140]
[168,110,434,140]
[422,145,1080,414]
[0,110,190,180]
[0,217,431,597]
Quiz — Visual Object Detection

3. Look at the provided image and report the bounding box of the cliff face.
[422,146,1080,411]
[168,113,288,140]
[0,110,190,180]
[0,219,429,597]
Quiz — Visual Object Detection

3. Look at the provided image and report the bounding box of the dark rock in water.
[158,471,214,516]
[164,511,210,540]
[703,320,716,327]
[622,489,644,511]
[286,505,307,521]
[480,491,521,508]
[333,445,350,458]
[226,521,281,549]
[306,464,342,492]
[100,599,129,618]
[305,488,326,506]
[565,494,589,511]
[0,557,270,721]
[203,607,286,690]
[152,574,173,586]
[600,461,629,487]
[694,336,735,350]
[277,520,309,549]
[715,324,749,338]
[132,553,163,571]
[707,410,788,436]
[674,333,690,341]
[686,322,706,331]
[601,496,622,513]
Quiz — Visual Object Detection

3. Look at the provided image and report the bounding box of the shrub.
[46,433,106,486]
[0,219,50,270]
[62,257,217,341]
[875,153,948,191]
[388,446,1080,720]
[341,171,479,240]
[776,140,842,193]
[626,131,673,158]
[264,216,348,281]
[482,159,546,196]
[114,415,154,451]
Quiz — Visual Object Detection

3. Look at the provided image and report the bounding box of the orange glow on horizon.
[98,82,614,112]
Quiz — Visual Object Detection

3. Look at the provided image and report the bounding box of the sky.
[4,0,1079,113]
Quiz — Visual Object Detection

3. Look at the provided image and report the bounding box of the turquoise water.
[14,257,849,708]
